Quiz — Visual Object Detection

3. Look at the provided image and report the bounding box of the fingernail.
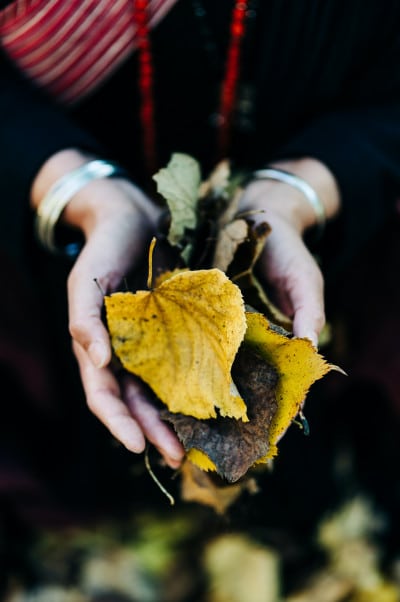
[167,457,183,470]
[88,341,108,368]
[166,447,185,468]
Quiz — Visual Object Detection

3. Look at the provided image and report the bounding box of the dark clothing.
[0,0,399,270]
[0,0,399,527]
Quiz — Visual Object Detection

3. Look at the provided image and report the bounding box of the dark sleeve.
[275,24,400,278]
[0,49,103,261]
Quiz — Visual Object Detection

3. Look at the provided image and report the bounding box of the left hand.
[239,158,341,347]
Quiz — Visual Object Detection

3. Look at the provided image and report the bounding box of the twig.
[144,445,175,506]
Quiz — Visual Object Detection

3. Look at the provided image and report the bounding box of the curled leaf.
[104,268,248,420]
[228,220,293,330]
[164,310,333,481]
[162,345,278,482]
[244,312,332,459]
[213,218,249,273]
[198,159,231,201]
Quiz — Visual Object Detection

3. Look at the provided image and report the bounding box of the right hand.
[31,149,185,468]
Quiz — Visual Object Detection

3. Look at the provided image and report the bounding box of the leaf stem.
[147,237,157,289]
[144,445,175,506]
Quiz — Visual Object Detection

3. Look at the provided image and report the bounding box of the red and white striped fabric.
[0,0,177,105]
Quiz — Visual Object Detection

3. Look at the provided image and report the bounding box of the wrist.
[268,157,341,222]
[32,149,162,256]
[64,177,161,235]
[30,148,95,210]
[242,178,314,234]
[242,157,341,235]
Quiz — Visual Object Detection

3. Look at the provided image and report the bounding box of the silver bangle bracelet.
[35,159,126,255]
[252,167,326,238]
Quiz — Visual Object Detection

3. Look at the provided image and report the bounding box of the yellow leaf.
[153,267,189,287]
[204,534,281,601]
[187,448,217,472]
[180,460,258,515]
[104,268,248,420]
[244,312,332,459]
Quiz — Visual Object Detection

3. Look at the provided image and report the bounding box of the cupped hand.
[239,159,340,347]
[30,147,185,468]
[31,151,338,465]
[65,177,185,467]
[255,212,325,347]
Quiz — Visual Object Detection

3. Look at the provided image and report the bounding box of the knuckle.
[69,318,90,345]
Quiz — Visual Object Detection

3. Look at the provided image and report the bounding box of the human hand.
[31,150,185,468]
[239,158,341,347]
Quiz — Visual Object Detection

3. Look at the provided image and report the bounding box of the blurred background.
[0,215,399,602]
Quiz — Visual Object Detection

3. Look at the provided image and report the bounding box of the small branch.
[144,446,175,506]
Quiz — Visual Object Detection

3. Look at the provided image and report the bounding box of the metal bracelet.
[35,159,126,255]
[252,167,326,238]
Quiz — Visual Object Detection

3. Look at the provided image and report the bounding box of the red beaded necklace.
[133,0,158,175]
[216,0,250,158]
[133,0,251,174]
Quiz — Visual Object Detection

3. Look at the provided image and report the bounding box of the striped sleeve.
[0,0,177,104]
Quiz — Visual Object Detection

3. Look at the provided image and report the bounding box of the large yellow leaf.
[104,268,248,420]
[244,312,332,459]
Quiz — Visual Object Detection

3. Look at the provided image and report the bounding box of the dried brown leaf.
[198,159,231,200]
[162,346,278,482]
[212,218,248,272]
[228,220,293,330]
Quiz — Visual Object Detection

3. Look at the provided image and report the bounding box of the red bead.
[232,8,245,21]
[135,0,147,9]
[140,62,152,76]
[216,0,251,159]
[142,105,153,118]
[231,22,245,37]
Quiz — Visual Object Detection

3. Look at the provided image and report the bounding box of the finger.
[73,341,146,453]
[123,377,185,469]
[289,258,325,347]
[260,220,325,346]
[68,211,153,369]
[67,236,127,368]
[68,280,111,368]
